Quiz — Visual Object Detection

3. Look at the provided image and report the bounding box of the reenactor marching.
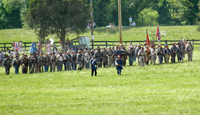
[3,55,12,75]
[1,39,196,76]
[138,47,147,67]
[38,53,45,73]
[95,48,102,68]
[0,51,3,67]
[164,45,171,63]
[128,46,135,66]
[157,44,164,64]
[176,43,183,62]
[28,53,33,72]
[84,51,91,69]
[77,50,84,70]
[186,41,194,61]
[145,48,151,65]
[49,53,53,72]
[90,56,98,76]
[121,47,128,66]
[64,51,72,71]
[13,56,20,74]
[101,47,108,68]
[57,52,65,71]
[150,45,157,65]
[170,43,177,63]
[71,51,77,70]
[30,52,38,73]
[115,55,123,75]
[107,47,113,67]
[44,53,51,72]
[18,55,35,74]
[50,53,57,72]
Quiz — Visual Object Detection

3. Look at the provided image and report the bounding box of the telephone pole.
[90,0,94,49]
[118,0,122,44]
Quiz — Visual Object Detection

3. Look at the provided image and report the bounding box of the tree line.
[1,0,200,29]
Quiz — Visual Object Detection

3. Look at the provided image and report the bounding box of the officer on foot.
[115,55,123,75]
[90,56,98,76]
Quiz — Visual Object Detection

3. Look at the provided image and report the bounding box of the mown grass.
[0,26,200,43]
[0,50,200,114]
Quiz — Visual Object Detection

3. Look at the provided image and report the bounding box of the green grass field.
[0,26,200,43]
[0,50,200,114]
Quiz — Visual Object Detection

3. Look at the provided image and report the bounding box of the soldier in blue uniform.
[115,55,123,75]
[90,56,98,76]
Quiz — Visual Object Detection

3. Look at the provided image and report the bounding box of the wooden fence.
[0,39,199,51]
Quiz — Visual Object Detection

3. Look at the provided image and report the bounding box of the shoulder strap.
[92,59,96,65]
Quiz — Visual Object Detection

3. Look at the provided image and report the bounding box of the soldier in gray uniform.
[77,50,84,70]
[30,53,38,73]
[121,47,128,66]
[28,53,33,72]
[8,50,13,61]
[186,41,194,61]
[57,52,65,71]
[0,51,3,67]
[170,43,177,63]
[84,50,91,69]
[65,51,72,71]
[176,43,182,62]
[135,44,141,64]
[107,47,113,67]
[128,46,135,66]
[18,55,35,74]
[157,44,164,64]
[13,56,20,74]
[38,53,45,73]
[112,46,116,67]
[49,53,53,72]
[50,53,57,72]
[44,53,51,72]
[95,49,102,68]
[71,51,77,70]
[2,55,12,75]
[164,45,171,63]
[101,47,108,68]
[180,42,186,61]
[150,46,157,65]
[138,47,147,67]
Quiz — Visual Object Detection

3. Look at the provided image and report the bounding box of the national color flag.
[156,25,161,41]
[146,29,150,46]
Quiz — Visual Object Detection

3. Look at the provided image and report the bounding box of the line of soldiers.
[1,39,194,75]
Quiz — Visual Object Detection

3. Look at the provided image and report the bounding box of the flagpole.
[118,0,122,44]
[90,0,94,49]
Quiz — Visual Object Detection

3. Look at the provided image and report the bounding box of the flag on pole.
[156,25,161,41]
[146,29,150,46]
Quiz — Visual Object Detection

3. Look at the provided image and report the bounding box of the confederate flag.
[156,25,161,41]
[146,29,150,46]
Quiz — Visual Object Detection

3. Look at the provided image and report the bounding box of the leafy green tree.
[167,0,199,25]
[93,0,112,26]
[26,0,91,45]
[0,0,22,29]
[137,8,159,26]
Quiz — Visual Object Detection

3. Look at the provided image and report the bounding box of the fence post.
[165,40,167,45]
[106,41,107,48]
[193,39,194,47]
[4,43,6,51]
[24,43,26,52]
